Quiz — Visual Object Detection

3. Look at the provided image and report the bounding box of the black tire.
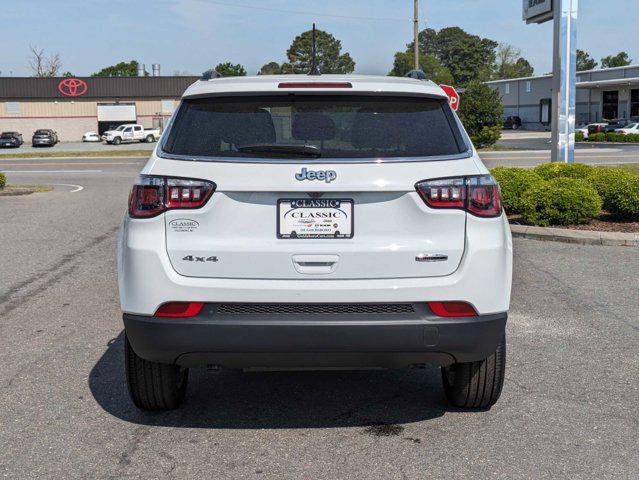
[145,134,155,143]
[125,334,188,410]
[441,335,506,409]
[112,137,121,145]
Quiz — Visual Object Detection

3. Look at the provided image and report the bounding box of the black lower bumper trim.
[123,305,507,368]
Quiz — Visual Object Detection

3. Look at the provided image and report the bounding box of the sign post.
[524,0,578,164]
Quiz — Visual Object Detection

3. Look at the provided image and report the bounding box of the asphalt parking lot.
[0,157,637,479]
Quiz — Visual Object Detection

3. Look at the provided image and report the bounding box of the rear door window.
[163,95,468,160]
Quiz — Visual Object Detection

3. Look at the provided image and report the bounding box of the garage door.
[97,104,136,122]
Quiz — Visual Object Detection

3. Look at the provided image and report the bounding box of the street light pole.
[551,0,579,163]
[413,0,419,70]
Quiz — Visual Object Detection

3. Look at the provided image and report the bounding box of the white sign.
[523,0,553,24]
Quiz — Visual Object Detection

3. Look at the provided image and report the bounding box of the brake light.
[416,174,501,217]
[428,301,477,317]
[155,302,204,318]
[129,175,215,218]
[278,82,352,89]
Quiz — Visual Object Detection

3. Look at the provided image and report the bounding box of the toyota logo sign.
[58,78,87,97]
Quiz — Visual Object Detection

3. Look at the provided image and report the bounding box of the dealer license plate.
[277,199,354,239]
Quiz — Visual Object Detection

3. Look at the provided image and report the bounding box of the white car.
[615,123,639,135]
[102,124,160,145]
[576,126,589,139]
[82,131,101,142]
[118,74,513,410]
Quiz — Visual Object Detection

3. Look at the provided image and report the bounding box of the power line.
[197,0,411,22]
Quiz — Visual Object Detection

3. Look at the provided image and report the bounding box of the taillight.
[428,301,477,317]
[278,82,352,89]
[416,174,501,217]
[155,302,204,318]
[129,175,215,218]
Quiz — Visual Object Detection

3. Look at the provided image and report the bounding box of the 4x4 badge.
[295,168,337,183]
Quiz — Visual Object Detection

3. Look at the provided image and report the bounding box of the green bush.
[520,178,602,226]
[605,132,624,142]
[624,133,639,143]
[471,125,502,149]
[588,133,606,142]
[533,162,594,180]
[587,167,639,219]
[575,131,585,142]
[0,172,5,190]
[490,167,544,214]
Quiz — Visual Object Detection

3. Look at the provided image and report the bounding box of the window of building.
[526,81,532,93]
[4,102,20,114]
[602,90,619,120]
[161,99,175,114]
[631,89,639,118]
[505,83,510,95]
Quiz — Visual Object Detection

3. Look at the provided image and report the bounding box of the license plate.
[277,199,354,239]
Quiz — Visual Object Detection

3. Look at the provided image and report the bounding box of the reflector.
[427,302,477,317]
[155,302,204,318]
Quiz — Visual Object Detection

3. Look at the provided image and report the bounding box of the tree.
[576,49,597,71]
[214,62,247,77]
[93,60,144,77]
[388,52,453,84]
[407,27,497,86]
[601,52,631,69]
[457,80,503,148]
[29,46,61,77]
[284,29,355,74]
[258,62,283,75]
[62,71,75,78]
[493,43,534,79]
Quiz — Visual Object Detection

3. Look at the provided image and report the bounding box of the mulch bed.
[0,187,35,196]
[508,214,639,234]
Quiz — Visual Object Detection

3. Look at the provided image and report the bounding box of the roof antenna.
[308,23,321,76]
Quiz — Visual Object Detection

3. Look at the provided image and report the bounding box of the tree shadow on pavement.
[89,331,449,429]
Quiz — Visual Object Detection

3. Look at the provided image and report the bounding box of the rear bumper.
[123,305,507,368]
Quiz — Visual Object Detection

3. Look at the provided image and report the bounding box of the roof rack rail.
[201,69,222,81]
[405,69,427,80]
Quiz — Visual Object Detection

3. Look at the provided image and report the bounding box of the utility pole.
[413,0,419,70]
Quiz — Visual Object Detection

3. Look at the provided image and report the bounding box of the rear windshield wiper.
[236,144,321,158]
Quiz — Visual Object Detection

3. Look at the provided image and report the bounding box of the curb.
[510,225,638,247]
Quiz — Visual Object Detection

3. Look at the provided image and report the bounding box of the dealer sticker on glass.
[277,199,354,239]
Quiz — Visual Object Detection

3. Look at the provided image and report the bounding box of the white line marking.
[49,183,84,193]
[5,170,103,173]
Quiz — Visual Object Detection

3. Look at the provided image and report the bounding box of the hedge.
[575,132,585,142]
[533,162,594,180]
[490,167,544,214]
[520,178,602,226]
[587,132,639,143]
[0,172,5,190]
[587,167,639,219]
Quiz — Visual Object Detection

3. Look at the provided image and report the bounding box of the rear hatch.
[157,92,478,280]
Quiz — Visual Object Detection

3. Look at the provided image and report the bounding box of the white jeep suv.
[118,74,512,410]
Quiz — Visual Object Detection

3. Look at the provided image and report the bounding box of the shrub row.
[490,164,639,225]
[0,172,6,190]
[584,132,639,143]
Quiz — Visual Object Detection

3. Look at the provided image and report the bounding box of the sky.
[1,0,638,78]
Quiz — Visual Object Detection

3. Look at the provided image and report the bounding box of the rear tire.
[441,335,506,409]
[125,334,188,410]
[145,134,155,143]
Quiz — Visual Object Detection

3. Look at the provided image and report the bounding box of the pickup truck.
[102,124,160,145]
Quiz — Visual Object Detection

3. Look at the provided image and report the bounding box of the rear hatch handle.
[292,255,339,275]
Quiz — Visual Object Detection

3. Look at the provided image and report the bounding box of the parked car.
[32,129,59,147]
[119,74,512,411]
[503,116,522,130]
[600,119,633,134]
[82,131,101,142]
[102,124,160,145]
[576,125,589,139]
[0,131,24,148]
[615,123,639,135]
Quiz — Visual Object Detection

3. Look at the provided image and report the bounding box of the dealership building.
[487,64,639,130]
[0,75,199,141]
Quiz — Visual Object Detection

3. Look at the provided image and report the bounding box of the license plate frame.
[277,198,354,239]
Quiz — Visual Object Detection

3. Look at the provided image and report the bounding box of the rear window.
[163,95,467,160]
[35,130,49,134]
